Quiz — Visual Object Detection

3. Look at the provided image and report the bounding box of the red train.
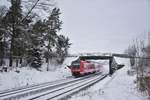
[68,59,103,77]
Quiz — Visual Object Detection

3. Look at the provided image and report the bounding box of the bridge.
[71,53,150,75]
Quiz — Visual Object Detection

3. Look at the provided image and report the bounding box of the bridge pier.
[109,57,113,75]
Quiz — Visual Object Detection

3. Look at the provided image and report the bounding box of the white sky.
[57,0,150,54]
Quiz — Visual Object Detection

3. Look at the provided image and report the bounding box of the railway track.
[0,73,107,100]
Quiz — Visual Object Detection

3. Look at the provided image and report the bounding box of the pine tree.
[0,6,8,66]
[56,35,71,64]
[27,20,45,69]
[0,0,71,70]
[43,8,63,70]
[30,48,43,69]
[4,0,24,67]
[44,7,62,55]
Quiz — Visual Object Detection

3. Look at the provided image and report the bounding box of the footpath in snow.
[69,59,148,100]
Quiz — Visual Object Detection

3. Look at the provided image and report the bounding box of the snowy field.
[69,58,148,100]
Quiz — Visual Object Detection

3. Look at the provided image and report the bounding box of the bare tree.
[127,33,150,96]
[125,44,137,68]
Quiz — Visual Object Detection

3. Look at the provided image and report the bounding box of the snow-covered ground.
[0,57,78,91]
[0,67,70,91]
[0,57,148,100]
[69,58,148,100]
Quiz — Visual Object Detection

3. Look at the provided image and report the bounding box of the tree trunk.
[46,40,51,71]
[47,58,49,71]
[0,58,3,66]
[9,23,15,67]
[9,52,13,67]
[16,58,19,67]
[19,57,22,64]
[0,42,4,66]
[9,36,15,67]
[9,37,13,67]
[46,57,48,63]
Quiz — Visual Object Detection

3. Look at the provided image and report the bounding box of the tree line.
[0,0,71,70]
[125,33,150,96]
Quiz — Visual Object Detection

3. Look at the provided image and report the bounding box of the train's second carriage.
[68,59,102,77]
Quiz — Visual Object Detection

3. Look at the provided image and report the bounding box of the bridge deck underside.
[79,56,113,60]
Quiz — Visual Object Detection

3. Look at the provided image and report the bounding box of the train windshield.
[71,62,80,69]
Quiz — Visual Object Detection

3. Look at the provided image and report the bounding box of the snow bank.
[0,57,77,91]
[0,67,69,91]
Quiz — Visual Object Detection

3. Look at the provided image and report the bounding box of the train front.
[69,60,82,77]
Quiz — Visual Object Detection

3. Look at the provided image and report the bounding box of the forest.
[0,0,71,70]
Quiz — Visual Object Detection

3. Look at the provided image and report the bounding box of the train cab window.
[71,62,80,68]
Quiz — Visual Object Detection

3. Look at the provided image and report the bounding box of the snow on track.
[25,74,107,100]
[0,73,106,100]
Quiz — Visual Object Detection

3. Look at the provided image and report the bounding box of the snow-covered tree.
[27,20,45,69]
[0,6,8,66]
[29,48,43,69]
[126,33,150,96]
[42,8,63,70]
[44,7,62,57]
[56,35,71,64]
[125,44,137,68]
[4,0,24,67]
[0,0,71,70]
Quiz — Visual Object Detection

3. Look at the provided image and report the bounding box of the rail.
[0,73,107,100]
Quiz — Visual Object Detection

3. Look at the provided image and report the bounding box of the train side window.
[84,63,89,68]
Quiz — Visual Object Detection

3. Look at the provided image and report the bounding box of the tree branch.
[21,0,40,23]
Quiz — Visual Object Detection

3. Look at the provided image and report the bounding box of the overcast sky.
[57,0,150,54]
[1,0,150,54]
